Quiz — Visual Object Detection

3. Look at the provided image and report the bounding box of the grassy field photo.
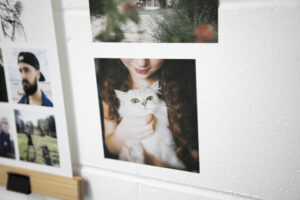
[18,132,59,166]
[15,109,60,167]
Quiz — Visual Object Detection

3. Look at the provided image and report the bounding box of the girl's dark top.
[98,87,118,159]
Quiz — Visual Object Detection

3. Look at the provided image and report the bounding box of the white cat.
[115,82,185,169]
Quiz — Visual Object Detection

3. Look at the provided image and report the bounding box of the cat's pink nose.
[142,101,147,106]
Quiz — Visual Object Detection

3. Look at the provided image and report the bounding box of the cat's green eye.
[146,96,153,101]
[131,98,139,103]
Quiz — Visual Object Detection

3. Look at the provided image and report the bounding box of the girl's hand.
[104,109,156,155]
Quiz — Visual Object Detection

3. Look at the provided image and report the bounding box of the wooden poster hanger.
[0,164,84,200]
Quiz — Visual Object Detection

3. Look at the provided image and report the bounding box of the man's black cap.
[18,52,45,82]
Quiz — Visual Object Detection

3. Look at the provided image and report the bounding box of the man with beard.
[17,52,53,107]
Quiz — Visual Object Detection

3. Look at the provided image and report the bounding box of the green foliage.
[17,113,57,138]
[18,133,60,167]
[124,8,139,24]
[175,0,218,25]
[94,0,140,42]
[158,0,167,8]
[153,0,219,43]
[37,115,56,138]
[153,11,196,43]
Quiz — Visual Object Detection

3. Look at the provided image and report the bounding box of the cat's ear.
[150,81,160,93]
[115,90,125,99]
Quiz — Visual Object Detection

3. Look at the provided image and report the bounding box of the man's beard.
[22,77,38,95]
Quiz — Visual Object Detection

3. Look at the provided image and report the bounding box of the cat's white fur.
[115,82,185,169]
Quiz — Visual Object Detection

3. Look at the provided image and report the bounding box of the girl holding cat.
[96,58,199,172]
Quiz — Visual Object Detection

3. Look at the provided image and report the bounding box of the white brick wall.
[1,0,299,199]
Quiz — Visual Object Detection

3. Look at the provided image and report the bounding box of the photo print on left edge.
[0,107,16,159]
[0,48,8,102]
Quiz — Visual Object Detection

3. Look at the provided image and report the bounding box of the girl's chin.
[133,72,151,79]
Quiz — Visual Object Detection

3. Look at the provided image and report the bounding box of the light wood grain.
[0,164,84,200]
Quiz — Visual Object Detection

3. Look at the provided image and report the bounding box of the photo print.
[0,0,27,42]
[6,49,53,107]
[0,0,62,43]
[14,109,59,167]
[0,107,15,159]
[0,48,8,102]
[0,0,72,177]
[89,0,218,43]
[95,58,199,172]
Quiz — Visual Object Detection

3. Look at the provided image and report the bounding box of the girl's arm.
[102,101,156,155]
[102,101,122,155]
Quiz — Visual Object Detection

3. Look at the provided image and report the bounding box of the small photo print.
[89,0,218,43]
[0,0,27,42]
[95,58,199,172]
[0,108,16,159]
[6,49,53,107]
[0,49,8,102]
[14,109,60,167]
[0,0,56,43]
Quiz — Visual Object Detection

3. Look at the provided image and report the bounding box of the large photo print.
[89,0,218,43]
[95,58,199,172]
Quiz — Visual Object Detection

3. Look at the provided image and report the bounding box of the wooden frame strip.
[0,164,84,200]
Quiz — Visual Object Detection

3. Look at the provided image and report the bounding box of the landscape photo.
[89,0,218,43]
[14,109,60,167]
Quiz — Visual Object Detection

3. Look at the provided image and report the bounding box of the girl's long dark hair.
[96,58,199,172]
